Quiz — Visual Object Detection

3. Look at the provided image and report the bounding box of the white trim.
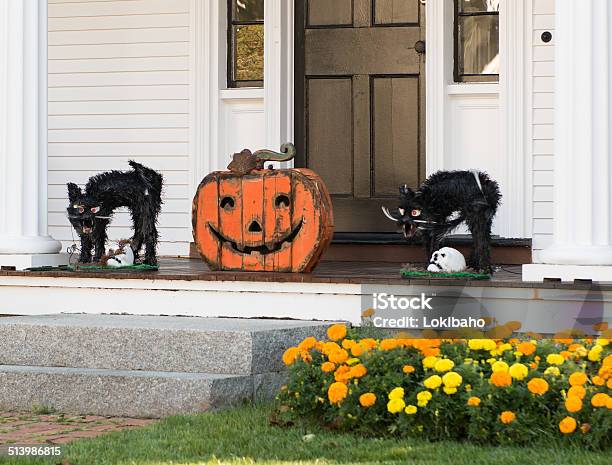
[190,0,224,193]
[499,0,528,238]
[220,88,265,100]
[264,0,294,157]
[523,0,534,238]
[446,84,500,95]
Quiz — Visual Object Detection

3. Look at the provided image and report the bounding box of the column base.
[0,235,63,255]
[539,244,612,266]
[523,263,612,283]
[0,253,69,271]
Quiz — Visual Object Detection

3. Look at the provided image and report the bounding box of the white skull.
[107,246,135,268]
[427,247,466,273]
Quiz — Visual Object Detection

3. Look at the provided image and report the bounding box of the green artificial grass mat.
[400,267,490,280]
[4,403,608,465]
[25,264,159,272]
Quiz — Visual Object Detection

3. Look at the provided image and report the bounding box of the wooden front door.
[295,0,426,233]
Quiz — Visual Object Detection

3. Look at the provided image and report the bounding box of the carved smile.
[208,220,303,255]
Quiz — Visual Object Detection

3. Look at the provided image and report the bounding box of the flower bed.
[277,325,611,449]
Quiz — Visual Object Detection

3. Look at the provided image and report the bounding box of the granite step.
[0,315,332,375]
[0,364,285,418]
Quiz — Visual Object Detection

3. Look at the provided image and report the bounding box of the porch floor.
[0,257,607,291]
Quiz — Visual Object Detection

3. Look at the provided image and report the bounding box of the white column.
[523,0,612,281]
[264,0,294,159]
[0,0,65,269]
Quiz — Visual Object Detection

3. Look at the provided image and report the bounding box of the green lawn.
[3,403,608,465]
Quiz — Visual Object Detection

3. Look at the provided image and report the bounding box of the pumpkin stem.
[253,143,296,164]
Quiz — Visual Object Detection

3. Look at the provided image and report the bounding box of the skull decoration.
[192,144,334,272]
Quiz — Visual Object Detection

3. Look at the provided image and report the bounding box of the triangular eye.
[91,207,101,214]
[411,209,421,217]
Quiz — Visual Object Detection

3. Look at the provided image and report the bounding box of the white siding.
[47,0,192,257]
[531,0,555,257]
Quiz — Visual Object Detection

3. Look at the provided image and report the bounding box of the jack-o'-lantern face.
[193,169,333,272]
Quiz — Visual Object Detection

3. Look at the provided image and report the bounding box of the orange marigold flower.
[342,339,355,350]
[350,364,367,379]
[380,339,399,351]
[321,342,341,355]
[490,371,512,388]
[321,361,336,373]
[421,347,441,357]
[591,393,609,408]
[327,324,348,341]
[300,350,312,363]
[592,375,605,386]
[603,354,612,366]
[282,347,299,366]
[527,377,549,395]
[298,337,317,351]
[559,416,577,434]
[568,385,586,399]
[334,365,352,383]
[565,396,583,413]
[403,364,416,374]
[359,392,376,407]
[328,349,349,365]
[607,378,612,389]
[328,381,349,404]
[500,411,516,424]
[360,338,378,350]
[599,365,612,379]
[517,341,536,356]
[350,345,363,357]
[467,396,481,406]
[560,351,571,360]
[569,372,587,386]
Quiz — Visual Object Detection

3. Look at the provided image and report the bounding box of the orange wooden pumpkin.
[192,144,334,272]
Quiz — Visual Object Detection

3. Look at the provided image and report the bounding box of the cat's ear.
[67,183,82,203]
[399,184,414,200]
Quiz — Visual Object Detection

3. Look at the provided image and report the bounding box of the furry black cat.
[67,161,163,265]
[382,170,501,272]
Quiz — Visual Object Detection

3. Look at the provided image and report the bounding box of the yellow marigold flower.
[327,324,347,341]
[468,339,484,350]
[509,363,528,380]
[380,339,399,351]
[346,357,360,366]
[328,349,349,365]
[417,400,428,407]
[595,338,609,346]
[517,341,536,356]
[434,358,455,373]
[424,375,443,390]
[490,371,512,388]
[544,366,560,377]
[422,356,439,369]
[482,339,497,351]
[387,397,406,414]
[416,391,432,403]
[404,405,418,415]
[467,396,481,406]
[342,339,355,350]
[528,377,549,396]
[403,364,416,374]
[349,364,367,379]
[565,396,583,413]
[298,337,317,351]
[443,387,457,395]
[359,392,376,407]
[389,387,405,400]
[592,375,605,386]
[559,416,577,434]
[328,381,348,404]
[568,385,586,399]
[500,411,516,424]
[442,371,463,388]
[569,372,588,386]
[321,361,336,373]
[492,361,509,373]
[282,347,299,366]
[588,345,603,362]
[546,353,565,365]
[591,392,609,408]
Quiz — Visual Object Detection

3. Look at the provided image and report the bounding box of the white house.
[0,0,611,293]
